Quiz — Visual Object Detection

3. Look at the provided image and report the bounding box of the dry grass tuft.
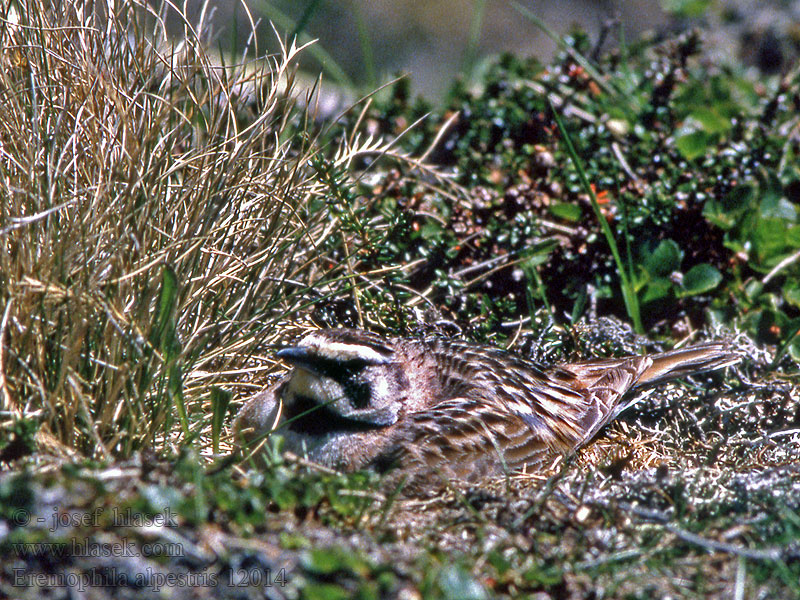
[0,0,418,460]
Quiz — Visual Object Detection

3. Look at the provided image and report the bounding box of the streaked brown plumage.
[234,328,741,487]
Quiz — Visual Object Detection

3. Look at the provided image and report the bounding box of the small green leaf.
[522,238,558,267]
[660,0,712,18]
[745,280,764,301]
[759,191,797,221]
[644,239,682,276]
[784,283,800,309]
[692,107,731,134]
[675,130,710,160]
[302,583,350,600]
[487,550,512,576]
[788,339,800,363]
[420,222,442,240]
[522,560,564,586]
[641,277,673,304]
[753,218,791,264]
[789,225,800,248]
[703,184,756,229]
[702,199,736,230]
[549,202,582,222]
[774,317,800,365]
[680,263,722,296]
[304,548,347,575]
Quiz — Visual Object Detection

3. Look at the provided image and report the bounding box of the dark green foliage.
[0,419,39,464]
[331,29,800,354]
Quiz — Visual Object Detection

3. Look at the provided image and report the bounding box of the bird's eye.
[307,357,369,380]
[278,346,375,378]
[309,358,377,409]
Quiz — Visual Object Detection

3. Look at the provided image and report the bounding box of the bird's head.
[279,329,410,430]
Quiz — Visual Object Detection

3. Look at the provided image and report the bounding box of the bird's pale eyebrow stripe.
[305,339,391,364]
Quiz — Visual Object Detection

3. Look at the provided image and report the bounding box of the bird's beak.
[276,346,316,370]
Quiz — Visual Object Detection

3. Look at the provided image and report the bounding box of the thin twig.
[283,450,343,476]
[623,504,785,561]
[611,141,641,182]
[763,248,800,284]
[0,200,77,236]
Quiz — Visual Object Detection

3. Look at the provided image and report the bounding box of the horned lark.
[235,329,740,486]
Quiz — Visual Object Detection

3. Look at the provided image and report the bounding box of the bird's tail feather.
[637,342,741,386]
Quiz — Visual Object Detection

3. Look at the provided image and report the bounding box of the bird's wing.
[371,395,553,482]
[550,356,654,444]
[372,356,658,484]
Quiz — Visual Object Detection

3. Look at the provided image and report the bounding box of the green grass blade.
[511,1,626,104]
[250,0,355,89]
[151,265,189,439]
[462,0,488,79]
[354,7,377,90]
[150,265,178,351]
[549,101,643,332]
[211,386,232,455]
[773,317,800,366]
[169,361,189,440]
[290,0,324,40]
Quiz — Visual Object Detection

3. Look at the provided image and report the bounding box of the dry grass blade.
[0,0,427,460]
